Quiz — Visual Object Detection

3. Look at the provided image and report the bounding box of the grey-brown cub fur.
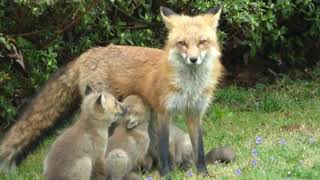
[43,86,127,180]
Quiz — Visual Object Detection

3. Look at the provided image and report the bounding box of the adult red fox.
[0,5,223,176]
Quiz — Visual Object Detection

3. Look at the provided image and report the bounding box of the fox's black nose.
[190,57,198,64]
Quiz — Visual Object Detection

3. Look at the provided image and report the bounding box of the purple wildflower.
[234,169,241,176]
[252,148,258,157]
[252,159,258,167]
[145,176,152,180]
[186,169,193,177]
[279,138,286,145]
[256,136,263,145]
[308,137,317,145]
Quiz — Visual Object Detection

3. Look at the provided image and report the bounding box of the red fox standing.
[0,5,223,176]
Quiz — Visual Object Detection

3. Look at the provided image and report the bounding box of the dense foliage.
[0,0,319,127]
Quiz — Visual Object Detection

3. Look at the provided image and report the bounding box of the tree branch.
[110,2,152,25]
[7,0,98,37]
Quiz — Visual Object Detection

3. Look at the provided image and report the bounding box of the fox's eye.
[199,40,208,45]
[177,41,187,47]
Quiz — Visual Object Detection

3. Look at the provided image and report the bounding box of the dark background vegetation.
[1,0,319,128]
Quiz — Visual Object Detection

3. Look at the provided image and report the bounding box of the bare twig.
[118,23,162,30]
[7,29,50,37]
[110,1,152,25]
[55,0,98,34]
[267,68,278,77]
[7,44,26,71]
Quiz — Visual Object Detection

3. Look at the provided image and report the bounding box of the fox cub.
[43,86,128,180]
[120,96,235,172]
[148,121,236,170]
[105,95,151,180]
[168,124,236,169]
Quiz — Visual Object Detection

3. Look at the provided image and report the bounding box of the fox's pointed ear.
[96,94,102,106]
[160,6,177,17]
[84,85,94,96]
[207,4,223,15]
[160,6,177,30]
[95,93,106,111]
[205,4,223,28]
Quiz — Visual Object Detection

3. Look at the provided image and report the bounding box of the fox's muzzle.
[120,104,128,116]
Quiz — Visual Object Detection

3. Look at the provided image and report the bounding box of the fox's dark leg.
[186,114,208,176]
[156,112,171,177]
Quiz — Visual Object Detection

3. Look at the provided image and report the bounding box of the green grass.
[1,77,320,180]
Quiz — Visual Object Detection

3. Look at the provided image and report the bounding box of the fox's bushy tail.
[0,61,80,172]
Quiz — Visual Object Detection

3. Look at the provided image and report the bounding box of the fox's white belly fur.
[166,89,211,115]
[165,62,216,115]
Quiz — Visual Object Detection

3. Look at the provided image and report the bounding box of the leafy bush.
[0,0,319,127]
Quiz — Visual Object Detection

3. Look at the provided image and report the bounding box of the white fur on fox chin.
[165,48,221,115]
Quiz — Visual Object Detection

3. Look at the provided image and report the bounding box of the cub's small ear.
[84,85,94,96]
[160,6,177,30]
[96,94,102,106]
[94,94,103,113]
[96,94,106,107]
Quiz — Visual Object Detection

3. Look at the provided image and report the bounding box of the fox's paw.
[159,165,171,179]
[196,164,210,177]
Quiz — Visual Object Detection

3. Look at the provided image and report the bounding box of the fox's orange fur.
[0,5,223,176]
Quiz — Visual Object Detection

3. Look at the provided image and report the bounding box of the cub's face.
[122,95,148,129]
[83,86,128,125]
[96,92,128,125]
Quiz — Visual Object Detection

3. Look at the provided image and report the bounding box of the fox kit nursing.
[0,5,223,177]
[106,95,235,180]
[149,122,235,171]
[105,95,151,180]
[43,87,127,180]
[167,125,235,169]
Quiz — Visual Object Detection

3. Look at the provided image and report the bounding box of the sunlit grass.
[0,77,319,180]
